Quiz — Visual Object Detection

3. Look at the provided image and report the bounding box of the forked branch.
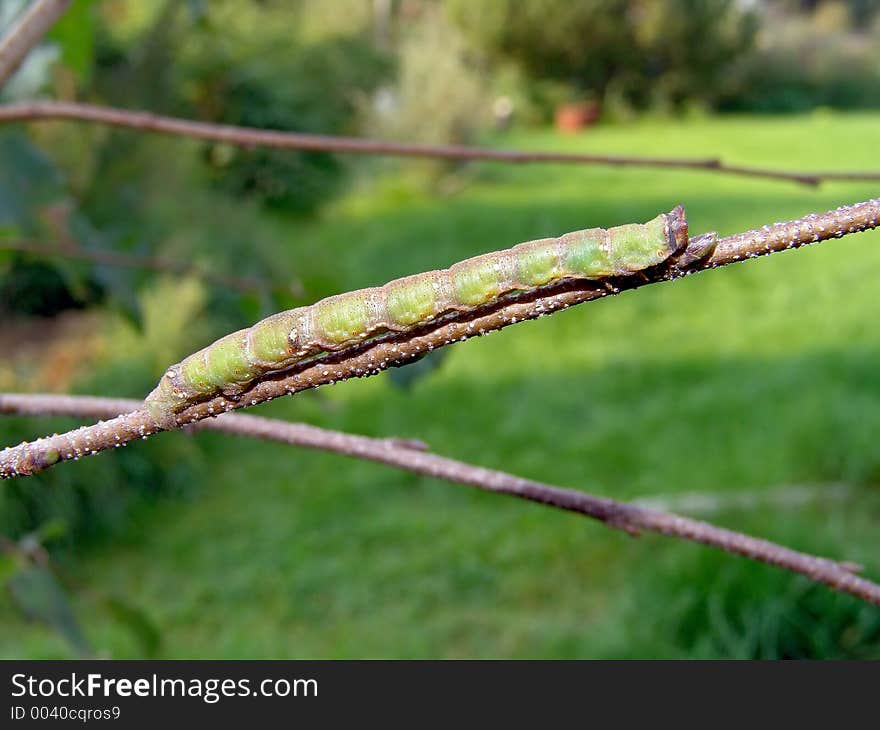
[2,392,878,606]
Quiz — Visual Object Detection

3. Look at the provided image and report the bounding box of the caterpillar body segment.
[145,206,690,427]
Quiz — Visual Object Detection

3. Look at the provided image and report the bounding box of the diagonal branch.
[3,100,880,186]
[0,0,71,88]
[1,392,878,606]
[1,197,878,481]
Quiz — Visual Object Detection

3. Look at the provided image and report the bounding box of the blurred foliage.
[0,408,197,549]
[0,131,104,317]
[718,3,880,112]
[600,544,880,659]
[185,34,391,212]
[7,561,91,657]
[364,6,489,148]
[0,257,98,316]
[47,0,99,86]
[3,0,877,332]
[1,1,312,324]
[2,0,880,659]
[443,0,880,115]
[445,0,758,112]
[1,524,161,657]
[0,278,209,546]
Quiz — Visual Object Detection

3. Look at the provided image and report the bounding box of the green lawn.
[3,113,880,658]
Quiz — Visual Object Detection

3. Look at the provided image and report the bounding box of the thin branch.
[1,392,878,606]
[0,1,71,88]
[1,197,877,481]
[4,100,878,186]
[1,238,288,296]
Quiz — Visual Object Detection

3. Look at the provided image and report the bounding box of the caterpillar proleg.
[146,206,699,427]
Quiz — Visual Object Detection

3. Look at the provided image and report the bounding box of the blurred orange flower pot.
[554,101,600,133]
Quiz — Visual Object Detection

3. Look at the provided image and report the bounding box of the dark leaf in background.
[7,565,92,657]
[87,261,142,328]
[0,132,107,316]
[0,256,92,315]
[101,596,162,658]
[0,132,65,231]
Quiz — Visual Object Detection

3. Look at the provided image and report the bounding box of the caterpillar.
[146,206,702,427]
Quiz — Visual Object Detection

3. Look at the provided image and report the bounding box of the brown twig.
[1,392,878,606]
[3,100,877,186]
[0,1,71,88]
[1,238,280,296]
[1,197,878,481]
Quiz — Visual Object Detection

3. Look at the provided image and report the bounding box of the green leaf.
[7,565,92,657]
[101,596,162,658]
[47,0,96,84]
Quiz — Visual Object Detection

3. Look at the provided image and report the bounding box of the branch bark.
[0,0,71,88]
[1,197,877,480]
[2,392,878,606]
[3,100,879,186]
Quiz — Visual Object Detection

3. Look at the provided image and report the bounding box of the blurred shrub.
[717,8,880,112]
[364,7,489,147]
[186,35,392,213]
[0,4,309,326]
[599,537,880,659]
[0,278,210,547]
[0,131,104,318]
[0,257,100,316]
[445,0,756,114]
[0,416,197,547]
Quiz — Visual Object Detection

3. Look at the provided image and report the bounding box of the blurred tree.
[186,33,392,213]
[444,0,757,111]
[363,4,489,148]
[717,0,880,112]
[772,0,878,27]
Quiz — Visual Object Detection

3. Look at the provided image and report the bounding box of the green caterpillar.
[146,206,699,427]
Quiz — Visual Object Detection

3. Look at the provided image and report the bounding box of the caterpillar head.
[665,205,689,256]
[144,365,188,430]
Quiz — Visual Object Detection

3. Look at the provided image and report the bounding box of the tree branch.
[0,0,71,88]
[1,197,877,480]
[3,100,879,186]
[1,392,878,606]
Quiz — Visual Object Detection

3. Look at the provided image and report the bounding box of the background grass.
[2,112,880,658]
